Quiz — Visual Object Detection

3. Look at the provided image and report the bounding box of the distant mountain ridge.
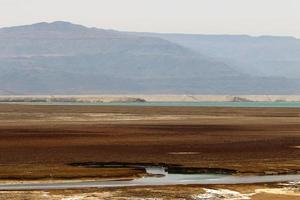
[137,32,300,78]
[0,21,299,95]
[0,21,190,57]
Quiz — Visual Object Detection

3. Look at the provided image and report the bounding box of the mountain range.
[0,21,299,95]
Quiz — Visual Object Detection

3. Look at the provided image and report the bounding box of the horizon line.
[0,20,299,39]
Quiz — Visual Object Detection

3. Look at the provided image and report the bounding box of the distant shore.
[1,95,300,103]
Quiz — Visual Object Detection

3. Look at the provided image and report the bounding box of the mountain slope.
[0,21,191,57]
[0,21,299,95]
[137,33,300,78]
[0,21,247,95]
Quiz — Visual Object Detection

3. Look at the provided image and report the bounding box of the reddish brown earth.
[0,104,299,180]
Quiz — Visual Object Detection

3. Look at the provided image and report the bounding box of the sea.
[3,101,300,108]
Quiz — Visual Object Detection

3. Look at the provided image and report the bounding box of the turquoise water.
[3,101,300,107]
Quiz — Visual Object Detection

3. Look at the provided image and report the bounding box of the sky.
[1,0,300,37]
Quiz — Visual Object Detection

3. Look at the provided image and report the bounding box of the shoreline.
[0,165,299,190]
[1,95,300,103]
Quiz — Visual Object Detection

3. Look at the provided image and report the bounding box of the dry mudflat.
[0,104,299,176]
[0,104,299,199]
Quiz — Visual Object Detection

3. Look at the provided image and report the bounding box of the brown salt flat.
[0,104,299,180]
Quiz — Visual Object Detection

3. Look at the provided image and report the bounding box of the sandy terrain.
[0,182,299,200]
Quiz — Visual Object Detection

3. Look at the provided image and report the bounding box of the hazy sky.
[1,0,300,37]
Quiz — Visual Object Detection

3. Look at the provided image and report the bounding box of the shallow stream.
[0,165,299,190]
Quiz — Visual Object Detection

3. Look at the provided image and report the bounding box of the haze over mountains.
[141,33,300,78]
[0,21,299,95]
